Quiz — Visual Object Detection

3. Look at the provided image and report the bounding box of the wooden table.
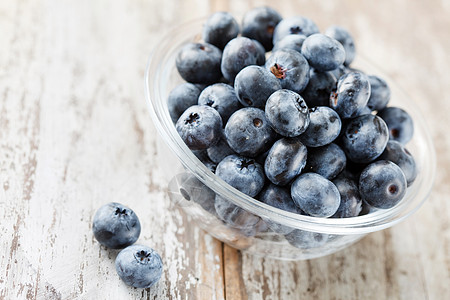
[1,0,449,299]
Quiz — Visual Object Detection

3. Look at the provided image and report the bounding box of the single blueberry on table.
[92,202,141,249]
[168,83,201,123]
[265,89,310,137]
[272,34,306,53]
[176,105,223,151]
[176,42,222,84]
[115,244,163,288]
[331,175,362,218]
[379,140,417,186]
[241,6,282,51]
[367,75,390,111]
[258,184,303,234]
[225,107,277,157]
[324,26,356,66]
[285,229,329,249]
[198,83,241,122]
[300,106,342,147]
[305,143,347,180]
[234,65,281,108]
[202,12,240,50]
[359,160,407,209]
[264,138,307,186]
[221,37,265,83]
[206,138,235,164]
[329,71,371,119]
[272,16,319,44]
[291,173,341,218]
[265,49,310,93]
[215,154,265,197]
[301,33,346,72]
[301,69,337,107]
[341,114,389,163]
[378,106,414,145]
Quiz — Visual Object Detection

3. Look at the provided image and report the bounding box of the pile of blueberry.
[92,202,163,289]
[170,7,416,236]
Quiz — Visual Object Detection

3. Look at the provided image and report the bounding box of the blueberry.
[359,199,379,215]
[272,34,306,53]
[324,26,356,66]
[342,160,369,181]
[176,105,223,150]
[367,75,390,111]
[379,140,417,186]
[258,184,303,234]
[359,160,407,209]
[206,138,235,164]
[329,64,349,80]
[115,245,163,288]
[202,158,217,173]
[234,65,281,108]
[225,107,277,157]
[176,42,222,84]
[264,138,307,186]
[265,89,310,137]
[255,149,270,166]
[285,229,328,249]
[92,202,141,249]
[202,12,240,50]
[301,69,337,107]
[265,49,310,93]
[341,114,389,163]
[301,34,346,72]
[198,83,241,122]
[329,71,371,119]
[354,105,372,117]
[331,176,362,218]
[215,154,265,197]
[241,6,282,51]
[252,39,267,66]
[273,16,319,44]
[192,150,217,172]
[179,173,216,214]
[221,37,264,83]
[305,143,347,180]
[378,107,414,145]
[168,83,201,123]
[291,173,341,217]
[300,106,342,147]
[214,195,261,231]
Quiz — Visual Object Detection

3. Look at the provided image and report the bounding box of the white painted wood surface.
[0,0,449,299]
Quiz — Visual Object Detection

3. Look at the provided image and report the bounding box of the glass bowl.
[145,18,436,260]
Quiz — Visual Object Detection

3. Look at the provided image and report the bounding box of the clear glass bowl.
[145,18,436,260]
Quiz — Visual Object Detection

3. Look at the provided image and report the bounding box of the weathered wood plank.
[0,0,224,299]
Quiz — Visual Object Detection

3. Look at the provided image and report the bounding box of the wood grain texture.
[0,0,449,299]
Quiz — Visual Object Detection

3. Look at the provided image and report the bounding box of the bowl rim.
[145,17,436,235]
